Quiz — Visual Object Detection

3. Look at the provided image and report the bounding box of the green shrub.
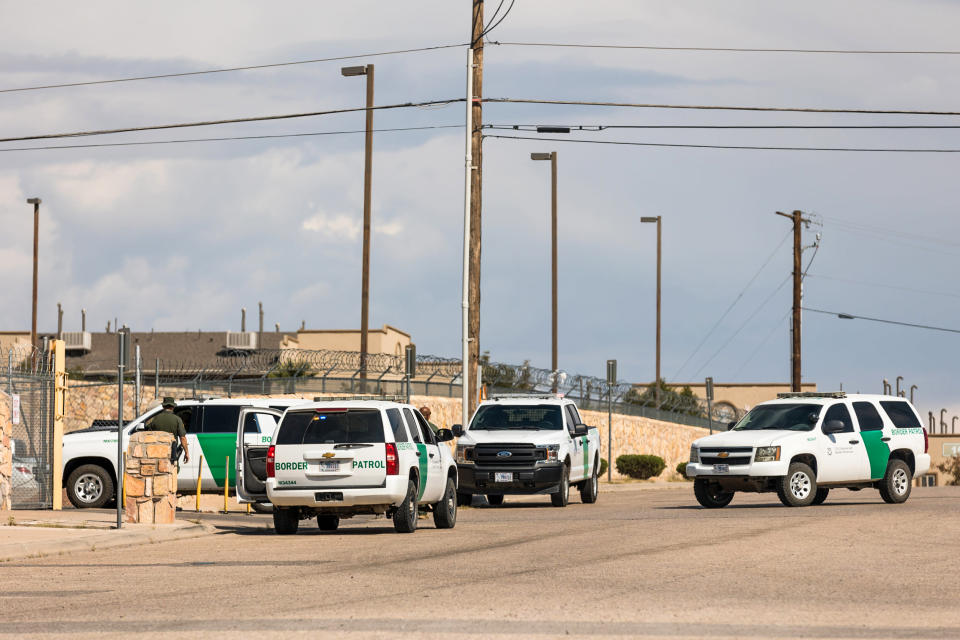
[676,461,691,480]
[598,458,608,477]
[616,454,666,480]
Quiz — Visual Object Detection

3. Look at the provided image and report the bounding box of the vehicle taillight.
[266,445,276,478]
[924,428,929,454]
[385,442,398,476]
[15,465,31,475]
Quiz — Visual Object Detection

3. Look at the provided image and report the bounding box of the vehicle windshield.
[470,404,563,431]
[731,403,819,432]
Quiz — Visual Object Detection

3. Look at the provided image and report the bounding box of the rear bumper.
[916,453,931,476]
[266,476,407,508]
[457,463,563,494]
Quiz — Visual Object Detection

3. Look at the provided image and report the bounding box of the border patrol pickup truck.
[452,394,600,507]
[685,392,930,508]
[62,398,307,508]
[261,400,459,534]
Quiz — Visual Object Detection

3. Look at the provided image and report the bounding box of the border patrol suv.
[261,400,459,534]
[452,394,601,507]
[685,392,930,508]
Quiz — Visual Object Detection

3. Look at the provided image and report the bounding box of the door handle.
[849,440,860,445]
[429,453,436,458]
[881,437,891,442]
[416,451,422,457]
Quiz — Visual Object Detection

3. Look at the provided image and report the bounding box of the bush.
[676,461,691,479]
[616,454,666,480]
[937,457,960,486]
[598,458,608,477]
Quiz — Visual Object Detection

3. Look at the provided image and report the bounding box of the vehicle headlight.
[689,446,699,464]
[536,444,560,462]
[455,445,475,464]
[755,446,781,462]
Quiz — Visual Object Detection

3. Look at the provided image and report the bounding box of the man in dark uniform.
[420,406,440,435]
[147,397,190,464]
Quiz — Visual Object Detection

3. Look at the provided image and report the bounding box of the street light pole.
[641,216,662,407]
[531,152,558,390]
[342,64,375,391]
[26,198,41,349]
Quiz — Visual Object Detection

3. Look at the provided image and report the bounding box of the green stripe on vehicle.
[416,443,428,500]
[862,431,891,480]
[196,433,236,488]
[582,436,589,477]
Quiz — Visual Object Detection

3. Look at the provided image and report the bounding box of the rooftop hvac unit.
[62,331,92,352]
[226,331,258,350]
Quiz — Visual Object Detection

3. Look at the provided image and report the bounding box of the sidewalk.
[0,507,213,563]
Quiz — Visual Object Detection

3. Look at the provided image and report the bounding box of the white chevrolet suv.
[685,392,930,508]
[260,400,459,534]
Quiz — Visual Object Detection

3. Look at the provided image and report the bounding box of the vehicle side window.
[879,401,923,429]
[403,409,423,443]
[256,413,278,436]
[414,411,437,445]
[243,413,260,433]
[202,405,242,433]
[568,405,583,425]
[564,405,579,434]
[853,402,884,432]
[822,403,854,433]
[386,409,410,442]
[174,407,199,434]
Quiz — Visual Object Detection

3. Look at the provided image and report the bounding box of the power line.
[0,44,467,94]
[0,98,463,143]
[487,123,960,131]
[478,0,516,43]
[485,133,960,153]
[485,97,960,116]
[731,310,791,379]
[671,229,791,380]
[0,124,463,153]
[806,274,960,301]
[803,307,960,335]
[488,41,960,55]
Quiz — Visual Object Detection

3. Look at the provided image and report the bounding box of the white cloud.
[301,213,360,240]
[374,220,403,236]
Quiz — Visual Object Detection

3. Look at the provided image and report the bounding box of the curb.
[599,481,692,492]
[0,521,215,563]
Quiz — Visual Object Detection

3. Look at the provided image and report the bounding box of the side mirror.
[435,428,454,442]
[822,420,846,434]
[573,424,589,437]
[451,424,464,438]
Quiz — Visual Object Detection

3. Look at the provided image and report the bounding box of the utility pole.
[641,216,662,406]
[775,210,810,392]
[531,151,559,388]
[468,0,484,417]
[27,198,41,349]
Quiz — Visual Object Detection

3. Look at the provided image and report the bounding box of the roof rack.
[489,393,564,401]
[312,395,406,403]
[776,391,846,399]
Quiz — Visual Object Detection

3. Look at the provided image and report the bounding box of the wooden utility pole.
[468,0,484,416]
[775,210,810,392]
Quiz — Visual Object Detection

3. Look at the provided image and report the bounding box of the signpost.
[116,330,128,529]
[705,376,714,434]
[404,344,416,405]
[606,359,616,482]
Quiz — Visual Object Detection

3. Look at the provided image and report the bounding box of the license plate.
[494,472,513,483]
[713,464,729,473]
[318,461,339,472]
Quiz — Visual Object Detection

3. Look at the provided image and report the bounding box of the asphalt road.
[2,485,959,639]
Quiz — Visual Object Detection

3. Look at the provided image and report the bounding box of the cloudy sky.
[1,1,959,419]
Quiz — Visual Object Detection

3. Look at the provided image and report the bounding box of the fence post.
[154,358,160,399]
[51,340,65,510]
[134,345,141,418]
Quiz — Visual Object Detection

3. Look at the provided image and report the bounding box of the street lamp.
[640,216,662,408]
[531,151,559,390]
[341,64,374,390]
[26,198,41,349]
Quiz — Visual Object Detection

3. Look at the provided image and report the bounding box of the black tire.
[879,459,912,504]
[693,479,734,508]
[251,503,273,514]
[812,488,830,506]
[579,460,599,504]
[433,477,458,529]
[393,478,419,533]
[66,464,114,509]
[777,462,818,507]
[273,507,299,535]
[456,491,472,507]
[487,494,505,506]
[317,514,340,531]
[551,465,570,507]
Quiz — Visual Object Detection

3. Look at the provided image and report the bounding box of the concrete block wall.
[0,390,11,511]
[124,431,177,524]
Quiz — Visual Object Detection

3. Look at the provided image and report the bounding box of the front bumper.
[457,463,564,494]
[685,460,788,479]
[266,476,408,508]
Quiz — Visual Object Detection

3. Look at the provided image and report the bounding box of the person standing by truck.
[146,397,190,466]
[420,406,440,435]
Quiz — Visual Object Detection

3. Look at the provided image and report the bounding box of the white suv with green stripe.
[686,392,930,508]
[259,400,459,534]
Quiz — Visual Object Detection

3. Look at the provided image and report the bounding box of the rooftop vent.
[226,331,258,350]
[62,331,92,352]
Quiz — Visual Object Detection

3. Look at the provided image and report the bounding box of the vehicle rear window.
[470,404,564,431]
[275,409,385,445]
[853,402,884,432]
[880,401,922,429]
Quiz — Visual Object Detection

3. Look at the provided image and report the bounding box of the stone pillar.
[0,390,11,511]
[123,431,177,524]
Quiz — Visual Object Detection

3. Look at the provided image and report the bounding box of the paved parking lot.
[2,485,959,639]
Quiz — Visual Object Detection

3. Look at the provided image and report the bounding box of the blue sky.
[1,1,958,421]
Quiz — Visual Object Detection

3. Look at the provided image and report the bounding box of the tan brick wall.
[0,390,11,510]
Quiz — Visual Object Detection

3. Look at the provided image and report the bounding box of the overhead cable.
[0,44,466,94]
[488,41,960,55]
[806,274,960,300]
[486,123,960,131]
[802,308,960,335]
[0,98,464,143]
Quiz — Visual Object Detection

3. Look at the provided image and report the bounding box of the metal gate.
[4,346,56,509]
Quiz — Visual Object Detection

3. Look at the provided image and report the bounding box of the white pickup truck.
[685,392,931,508]
[452,394,601,507]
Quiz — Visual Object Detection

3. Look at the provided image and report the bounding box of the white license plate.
[713,464,729,473]
[318,461,339,472]
[494,472,513,483]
